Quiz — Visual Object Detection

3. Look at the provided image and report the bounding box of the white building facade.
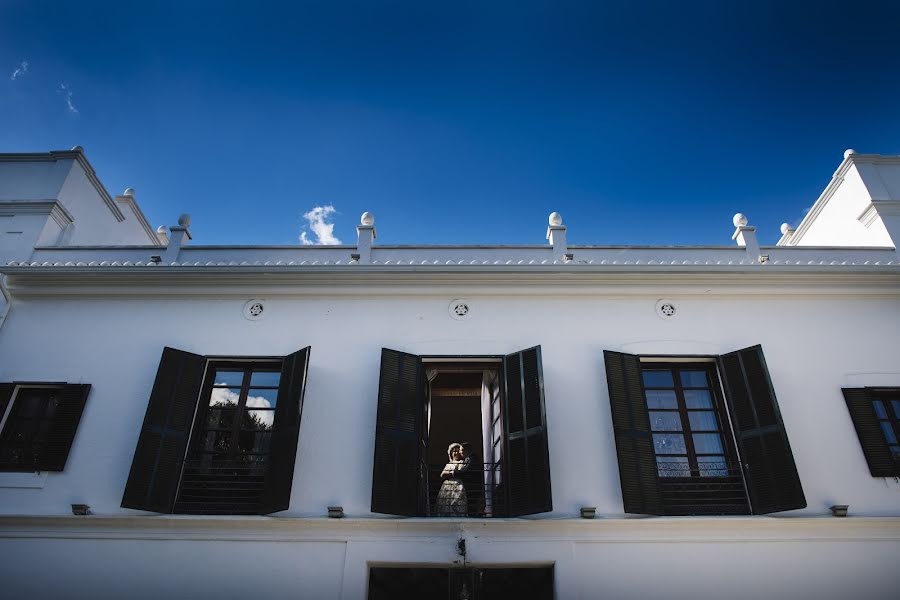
[0,148,898,599]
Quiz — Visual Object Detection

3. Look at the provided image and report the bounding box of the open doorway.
[424,362,502,517]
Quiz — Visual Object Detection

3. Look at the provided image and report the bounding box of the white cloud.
[299,205,342,245]
[10,60,28,81]
[58,82,78,114]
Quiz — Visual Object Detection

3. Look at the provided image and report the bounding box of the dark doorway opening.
[368,566,554,600]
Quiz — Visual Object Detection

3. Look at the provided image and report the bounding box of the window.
[368,566,554,600]
[843,387,900,477]
[121,346,310,515]
[0,383,90,472]
[604,345,806,515]
[371,346,551,517]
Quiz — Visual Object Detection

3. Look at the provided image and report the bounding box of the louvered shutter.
[0,384,13,428]
[503,346,552,516]
[35,384,90,471]
[259,347,311,514]
[843,388,897,477]
[719,345,805,514]
[603,351,664,515]
[121,347,206,512]
[371,348,423,515]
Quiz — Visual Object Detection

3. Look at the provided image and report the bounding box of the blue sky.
[2,1,899,246]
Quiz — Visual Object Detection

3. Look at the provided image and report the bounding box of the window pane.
[645,390,677,409]
[688,411,719,431]
[872,400,887,419]
[657,456,689,477]
[243,409,275,430]
[213,370,244,387]
[205,408,234,430]
[649,411,682,431]
[891,446,900,457]
[246,388,278,409]
[209,388,241,407]
[684,389,713,409]
[249,371,281,387]
[693,433,724,454]
[642,370,673,388]
[880,422,898,445]
[238,430,272,454]
[891,400,900,419]
[680,370,709,388]
[203,431,232,453]
[16,395,45,419]
[653,433,686,454]
[698,456,729,477]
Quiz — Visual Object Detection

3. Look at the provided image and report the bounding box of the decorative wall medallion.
[243,299,266,321]
[449,299,471,321]
[655,298,678,320]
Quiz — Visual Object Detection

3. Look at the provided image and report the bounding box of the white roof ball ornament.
[733,213,748,228]
[548,212,563,226]
[780,222,793,235]
[178,214,191,227]
[360,212,375,226]
[156,225,167,234]
[844,148,857,159]
[123,187,136,197]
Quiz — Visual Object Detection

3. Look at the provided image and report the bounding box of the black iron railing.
[174,458,267,515]
[657,461,750,515]
[423,461,506,517]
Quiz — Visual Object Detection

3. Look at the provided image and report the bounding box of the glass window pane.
[243,409,275,430]
[657,456,689,477]
[16,395,45,419]
[891,400,900,419]
[697,456,729,477]
[249,371,280,387]
[642,370,673,388]
[680,370,709,388]
[684,389,713,409]
[213,370,244,387]
[205,408,234,430]
[872,401,887,419]
[880,422,898,445]
[649,411,682,431]
[890,445,900,457]
[688,411,719,431]
[203,431,231,453]
[693,433,724,454]
[209,388,241,407]
[239,430,272,454]
[245,388,278,409]
[653,433,686,454]
[645,390,677,409]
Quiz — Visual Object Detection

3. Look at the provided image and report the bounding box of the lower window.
[0,383,90,472]
[368,566,553,600]
[843,387,900,477]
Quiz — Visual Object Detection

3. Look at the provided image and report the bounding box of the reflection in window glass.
[692,433,724,454]
[653,433,686,454]
[249,371,281,387]
[645,390,678,409]
[649,412,682,431]
[657,456,689,477]
[880,422,898,445]
[698,456,729,477]
[872,401,887,419]
[684,389,713,409]
[213,370,244,387]
[209,388,241,407]
[245,388,278,408]
[688,411,719,431]
[642,370,674,388]
[680,371,708,388]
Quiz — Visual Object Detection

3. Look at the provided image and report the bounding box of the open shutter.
[121,347,206,512]
[371,348,423,515]
[843,388,897,477]
[719,345,805,514]
[259,347,311,514]
[503,346,552,516]
[603,351,663,515]
[35,384,90,471]
[0,384,13,428]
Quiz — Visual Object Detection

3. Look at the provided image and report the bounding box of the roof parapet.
[732,213,765,263]
[163,214,192,263]
[355,212,376,264]
[546,212,569,263]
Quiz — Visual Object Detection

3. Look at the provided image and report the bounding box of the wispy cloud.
[58,82,78,114]
[10,60,28,80]
[299,205,342,245]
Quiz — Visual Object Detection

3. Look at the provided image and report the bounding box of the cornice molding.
[115,195,162,245]
[0,200,74,228]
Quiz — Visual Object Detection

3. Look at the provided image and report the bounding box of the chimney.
[355,212,376,264]
[163,214,192,263]
[546,212,569,263]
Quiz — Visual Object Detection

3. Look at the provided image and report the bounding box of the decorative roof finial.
[549,212,563,226]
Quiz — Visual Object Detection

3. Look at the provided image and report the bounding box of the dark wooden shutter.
[0,384,13,428]
[121,347,206,512]
[371,348,423,515]
[35,384,90,471]
[503,346,552,516]
[603,351,663,515]
[259,347,311,514]
[843,388,897,477]
[719,345,805,514]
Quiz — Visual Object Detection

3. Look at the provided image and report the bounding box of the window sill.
[0,471,48,489]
